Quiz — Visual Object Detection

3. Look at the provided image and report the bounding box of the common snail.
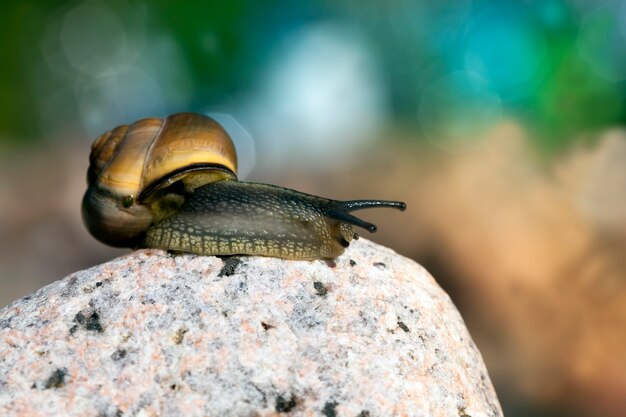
[82,113,406,260]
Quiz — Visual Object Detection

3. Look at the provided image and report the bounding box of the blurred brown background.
[1,1,626,416]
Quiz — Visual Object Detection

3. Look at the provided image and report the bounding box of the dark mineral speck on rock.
[44,368,68,389]
[218,256,242,277]
[0,239,502,416]
[313,281,328,296]
[260,322,275,331]
[397,321,410,333]
[70,310,103,333]
[322,401,338,417]
[275,394,297,412]
[110,349,126,361]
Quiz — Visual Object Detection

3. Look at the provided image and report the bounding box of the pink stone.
[0,239,502,416]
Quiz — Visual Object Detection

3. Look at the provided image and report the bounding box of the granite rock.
[0,239,502,417]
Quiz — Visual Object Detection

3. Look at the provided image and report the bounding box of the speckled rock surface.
[0,239,502,417]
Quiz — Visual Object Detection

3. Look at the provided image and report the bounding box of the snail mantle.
[0,239,502,417]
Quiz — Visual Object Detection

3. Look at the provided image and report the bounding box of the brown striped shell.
[82,113,238,247]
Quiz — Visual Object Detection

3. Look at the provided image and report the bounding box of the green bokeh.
[0,0,625,152]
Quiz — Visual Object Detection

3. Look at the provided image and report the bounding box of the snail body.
[83,113,405,260]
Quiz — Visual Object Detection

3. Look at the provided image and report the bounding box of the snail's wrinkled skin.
[143,180,406,260]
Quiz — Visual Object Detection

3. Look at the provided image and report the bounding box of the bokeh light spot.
[249,22,388,169]
[79,66,165,137]
[578,3,626,82]
[464,4,547,100]
[206,112,256,180]
[60,1,129,76]
[418,72,502,150]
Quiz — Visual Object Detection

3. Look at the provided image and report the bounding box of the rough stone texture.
[0,239,502,417]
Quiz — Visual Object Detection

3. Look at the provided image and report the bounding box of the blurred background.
[1,0,625,415]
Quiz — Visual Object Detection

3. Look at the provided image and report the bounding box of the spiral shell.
[82,112,238,247]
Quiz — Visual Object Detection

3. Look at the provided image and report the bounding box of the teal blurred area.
[1,0,625,150]
[1,2,626,417]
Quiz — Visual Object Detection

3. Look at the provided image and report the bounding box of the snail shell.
[82,113,237,247]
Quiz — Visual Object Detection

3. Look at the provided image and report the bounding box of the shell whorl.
[87,113,238,200]
[83,112,238,247]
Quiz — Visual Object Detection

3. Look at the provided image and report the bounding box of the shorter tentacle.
[326,209,377,233]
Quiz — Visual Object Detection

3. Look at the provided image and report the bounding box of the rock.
[0,239,502,417]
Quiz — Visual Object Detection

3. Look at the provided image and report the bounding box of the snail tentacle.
[339,200,407,212]
[324,209,377,233]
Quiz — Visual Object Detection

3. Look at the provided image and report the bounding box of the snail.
[82,113,406,260]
